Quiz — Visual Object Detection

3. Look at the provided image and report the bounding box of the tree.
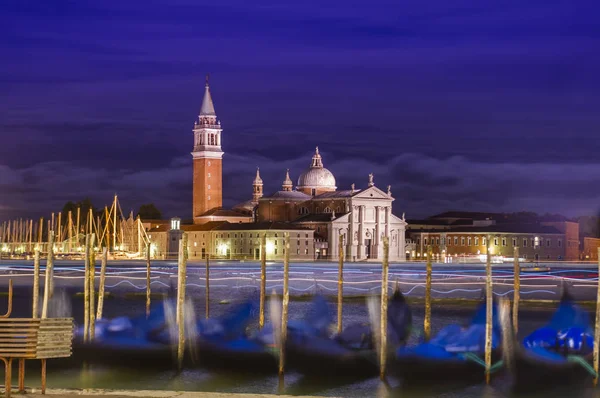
[61,198,98,221]
[137,204,162,220]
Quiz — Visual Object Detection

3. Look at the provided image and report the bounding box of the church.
[187,78,407,261]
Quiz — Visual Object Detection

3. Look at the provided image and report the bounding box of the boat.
[511,290,595,393]
[391,300,502,388]
[70,298,271,371]
[69,302,174,369]
[282,289,412,380]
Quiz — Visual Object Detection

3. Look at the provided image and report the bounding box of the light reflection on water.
[3,290,599,397]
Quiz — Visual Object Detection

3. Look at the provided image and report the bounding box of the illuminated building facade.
[146,219,314,260]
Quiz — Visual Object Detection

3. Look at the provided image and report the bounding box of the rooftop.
[313,190,359,199]
[214,221,313,231]
[198,208,253,218]
[410,223,563,235]
[261,190,312,201]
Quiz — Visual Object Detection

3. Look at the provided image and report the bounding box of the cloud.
[2,150,600,222]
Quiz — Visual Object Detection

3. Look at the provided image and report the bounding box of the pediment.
[352,186,393,201]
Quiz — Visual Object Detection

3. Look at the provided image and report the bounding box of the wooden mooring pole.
[513,247,520,335]
[83,234,90,341]
[32,249,40,318]
[97,247,108,320]
[259,234,266,328]
[89,234,96,340]
[278,233,290,389]
[424,245,432,341]
[205,242,210,319]
[593,247,600,386]
[337,234,344,334]
[177,233,188,371]
[485,235,493,384]
[146,244,151,318]
[41,231,54,319]
[380,236,389,381]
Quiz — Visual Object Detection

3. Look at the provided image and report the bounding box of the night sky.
[1,0,599,221]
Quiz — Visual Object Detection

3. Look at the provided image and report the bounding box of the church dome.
[297,147,337,191]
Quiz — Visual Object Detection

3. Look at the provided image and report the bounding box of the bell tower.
[252,167,263,202]
[192,76,224,223]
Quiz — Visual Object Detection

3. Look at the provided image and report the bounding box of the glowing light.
[266,241,275,255]
[218,243,229,256]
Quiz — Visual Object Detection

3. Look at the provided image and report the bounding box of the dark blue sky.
[1,0,599,220]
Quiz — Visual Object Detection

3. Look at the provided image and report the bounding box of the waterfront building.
[407,212,580,261]
[145,218,314,261]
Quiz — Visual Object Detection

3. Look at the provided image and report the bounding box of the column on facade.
[328,225,337,261]
[346,207,354,261]
[357,206,364,260]
[374,206,381,260]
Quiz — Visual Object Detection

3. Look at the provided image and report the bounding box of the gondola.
[511,290,595,393]
[283,290,412,380]
[69,298,271,371]
[391,300,502,388]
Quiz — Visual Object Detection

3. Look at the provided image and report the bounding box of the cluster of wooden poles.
[22,231,600,386]
[0,194,144,255]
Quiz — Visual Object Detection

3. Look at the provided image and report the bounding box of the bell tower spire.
[192,75,224,223]
[253,167,263,202]
[282,169,293,191]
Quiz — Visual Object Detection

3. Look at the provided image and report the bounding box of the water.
[3,287,599,397]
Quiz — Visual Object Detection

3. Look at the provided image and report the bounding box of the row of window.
[419,236,562,248]
[215,239,310,246]
[297,206,343,215]
[210,232,310,239]
[219,248,310,255]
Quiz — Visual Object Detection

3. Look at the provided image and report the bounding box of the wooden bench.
[0,281,73,397]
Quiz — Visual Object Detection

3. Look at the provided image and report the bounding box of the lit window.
[297,249,300,254]
[207,185,211,189]
[208,173,211,177]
